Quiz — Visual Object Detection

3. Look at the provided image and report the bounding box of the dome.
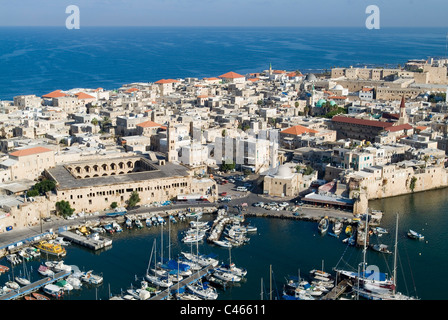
[275,165,293,178]
[305,74,317,81]
[316,99,327,107]
[333,84,344,91]
[329,100,337,106]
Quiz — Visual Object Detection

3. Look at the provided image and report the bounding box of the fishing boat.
[125,217,133,229]
[176,292,203,300]
[181,252,219,268]
[34,241,66,257]
[345,225,353,236]
[374,227,388,235]
[145,218,152,227]
[169,215,177,224]
[185,211,203,219]
[52,260,72,273]
[81,270,103,285]
[38,264,54,277]
[157,215,166,225]
[18,249,32,261]
[187,281,218,300]
[333,221,343,236]
[190,220,209,228]
[182,233,205,243]
[43,284,64,298]
[32,292,50,300]
[134,219,143,229]
[103,223,115,233]
[318,216,329,234]
[112,221,123,232]
[370,243,392,254]
[0,265,10,274]
[213,239,233,248]
[5,281,20,290]
[15,276,31,286]
[6,254,21,265]
[66,275,82,289]
[24,295,37,300]
[407,229,424,240]
[55,279,74,291]
[212,270,241,283]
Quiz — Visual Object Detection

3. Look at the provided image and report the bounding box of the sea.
[0,26,447,301]
[0,26,447,100]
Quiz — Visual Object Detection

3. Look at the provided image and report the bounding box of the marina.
[0,186,443,300]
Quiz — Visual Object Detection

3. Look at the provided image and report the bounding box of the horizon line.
[0,25,447,28]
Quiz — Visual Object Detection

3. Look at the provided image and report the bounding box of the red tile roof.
[10,146,53,157]
[332,115,394,128]
[42,90,67,98]
[385,123,413,132]
[155,79,179,84]
[281,125,318,135]
[136,120,163,128]
[218,71,245,79]
[75,92,96,100]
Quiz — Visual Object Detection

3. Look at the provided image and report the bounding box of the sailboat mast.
[362,213,369,275]
[393,214,399,294]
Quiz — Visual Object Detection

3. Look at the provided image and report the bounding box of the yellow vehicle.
[35,241,66,257]
[78,226,90,235]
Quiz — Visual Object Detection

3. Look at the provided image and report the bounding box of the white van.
[236,186,248,192]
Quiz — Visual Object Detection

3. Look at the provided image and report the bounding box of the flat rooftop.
[47,159,189,190]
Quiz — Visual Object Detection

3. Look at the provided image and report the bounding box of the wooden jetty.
[149,264,215,300]
[59,230,112,251]
[0,270,71,300]
[321,279,351,300]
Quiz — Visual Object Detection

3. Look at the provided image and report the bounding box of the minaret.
[269,62,272,77]
[167,121,177,162]
[397,95,408,125]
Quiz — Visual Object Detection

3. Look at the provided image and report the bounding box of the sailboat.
[334,214,395,295]
[145,240,173,288]
[354,214,418,300]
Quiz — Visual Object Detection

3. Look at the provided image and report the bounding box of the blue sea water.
[1,26,448,301]
[0,26,447,100]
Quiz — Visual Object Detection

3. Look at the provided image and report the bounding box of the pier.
[0,270,71,300]
[321,279,351,300]
[58,231,112,251]
[149,264,215,300]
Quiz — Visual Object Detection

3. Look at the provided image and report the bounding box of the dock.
[0,270,71,300]
[321,279,351,300]
[59,231,112,251]
[149,264,215,300]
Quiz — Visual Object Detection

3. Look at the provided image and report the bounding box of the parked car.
[219,192,227,196]
[278,202,289,207]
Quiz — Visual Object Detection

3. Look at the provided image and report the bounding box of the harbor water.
[1,188,447,300]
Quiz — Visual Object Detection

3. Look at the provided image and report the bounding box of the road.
[0,173,354,252]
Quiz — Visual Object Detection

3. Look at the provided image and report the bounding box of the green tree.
[126,191,141,209]
[91,118,99,126]
[110,202,118,209]
[220,161,236,172]
[55,200,75,218]
[27,179,56,197]
[409,176,417,191]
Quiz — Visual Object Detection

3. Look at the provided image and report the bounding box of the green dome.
[316,99,326,107]
[329,100,337,106]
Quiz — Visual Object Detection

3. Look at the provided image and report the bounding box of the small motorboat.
[370,243,392,254]
[407,229,424,240]
[318,217,329,234]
